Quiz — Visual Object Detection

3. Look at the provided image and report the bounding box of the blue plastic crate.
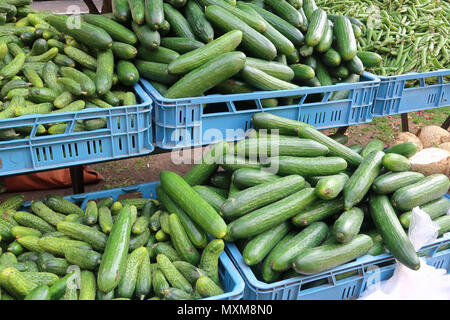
[225,194,450,300]
[372,69,450,116]
[0,84,154,176]
[141,72,380,149]
[21,181,245,300]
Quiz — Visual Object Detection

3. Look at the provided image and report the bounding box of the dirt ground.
[0,108,448,203]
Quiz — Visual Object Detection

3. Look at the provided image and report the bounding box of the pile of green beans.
[317,0,450,76]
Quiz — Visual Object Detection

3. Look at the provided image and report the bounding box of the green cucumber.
[0,267,35,299]
[56,221,107,251]
[372,171,425,195]
[160,37,204,54]
[160,170,227,239]
[244,57,294,82]
[196,276,224,298]
[83,201,98,226]
[198,239,224,286]
[385,142,419,158]
[192,186,226,213]
[152,242,181,262]
[137,45,178,64]
[210,172,231,190]
[435,215,450,236]
[292,234,373,275]
[185,0,214,43]
[345,56,364,75]
[63,46,97,70]
[292,197,344,227]
[231,168,280,189]
[135,249,151,299]
[145,0,164,30]
[135,60,178,85]
[330,65,349,80]
[369,195,420,270]
[11,226,42,239]
[132,20,160,49]
[64,246,102,270]
[112,42,137,60]
[152,264,169,298]
[264,0,302,28]
[381,153,411,172]
[163,3,195,40]
[184,141,228,186]
[251,112,311,136]
[128,0,145,24]
[116,60,139,86]
[0,49,25,80]
[315,173,349,200]
[16,236,44,253]
[156,184,208,248]
[47,14,112,50]
[332,207,364,243]
[82,14,137,45]
[316,20,333,53]
[117,247,147,298]
[271,222,328,272]
[241,66,298,91]
[260,231,295,283]
[132,215,150,235]
[37,236,91,257]
[112,0,131,22]
[361,139,384,158]
[343,150,384,210]
[168,214,200,265]
[168,30,242,74]
[227,188,317,240]
[79,271,96,300]
[297,125,364,167]
[267,156,347,177]
[95,49,114,95]
[221,175,305,220]
[242,221,291,266]
[357,51,382,68]
[303,0,318,19]
[333,15,357,61]
[399,197,450,228]
[30,201,66,227]
[391,174,450,211]
[10,211,55,234]
[129,230,151,252]
[322,48,341,68]
[165,51,246,99]
[157,253,192,293]
[173,261,207,285]
[305,8,327,47]
[290,63,315,82]
[205,5,276,61]
[24,285,51,300]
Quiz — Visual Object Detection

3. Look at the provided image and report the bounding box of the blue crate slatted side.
[141,72,380,149]
[0,84,154,176]
[57,181,245,301]
[372,69,450,116]
[226,194,450,300]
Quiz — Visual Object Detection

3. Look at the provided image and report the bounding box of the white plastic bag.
[359,206,450,300]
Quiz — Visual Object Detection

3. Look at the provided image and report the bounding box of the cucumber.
[264,0,302,28]
[152,265,169,298]
[56,222,107,251]
[156,185,208,248]
[292,197,344,227]
[137,45,178,63]
[165,51,246,99]
[290,63,315,82]
[0,49,25,80]
[38,255,69,275]
[64,246,102,270]
[221,175,305,220]
[185,0,214,43]
[196,276,224,298]
[0,267,35,299]
[192,186,226,213]
[297,125,364,167]
[11,226,42,239]
[361,139,384,158]
[131,21,160,50]
[435,215,450,236]
[83,200,98,226]
[384,142,419,158]
[30,201,66,227]
[208,173,230,191]
[316,20,333,53]
[245,3,305,46]
[315,173,349,200]
[173,261,207,285]
[168,214,200,265]
[292,234,373,275]
[24,285,51,300]
[79,270,96,300]
[159,211,170,234]
[135,249,151,300]
[305,8,327,47]
[152,242,181,262]
[381,153,411,172]
[399,197,450,228]
[391,174,450,211]
[205,5,277,61]
[163,3,195,40]
[63,46,97,70]
[160,171,227,239]
[242,221,291,266]
[135,60,178,85]
[116,60,139,86]
[267,156,347,177]
[132,215,150,235]
[10,211,55,234]
[145,0,164,30]
[330,65,349,80]
[369,195,420,270]
[97,205,133,293]
[240,3,296,57]
[243,57,294,82]
[345,56,364,75]
[231,168,279,189]
[251,112,311,136]
[168,29,241,74]
[16,236,45,253]
[322,48,341,68]
[117,247,147,298]
[112,0,131,22]
[95,49,114,95]
[157,254,192,293]
[82,14,137,45]
[160,37,204,54]
[198,239,224,286]
[128,0,145,24]
[372,171,425,195]
[37,237,91,257]
[129,229,151,252]
[272,222,328,272]
[332,207,364,243]
[227,188,317,240]
[357,51,382,68]
[260,231,295,282]
[303,0,318,19]
[241,66,298,91]
[344,150,384,210]
[333,15,357,61]
[47,14,112,50]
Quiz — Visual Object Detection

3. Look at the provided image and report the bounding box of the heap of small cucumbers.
[180,111,449,283]
[0,192,227,300]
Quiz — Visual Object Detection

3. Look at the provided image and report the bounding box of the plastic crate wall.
[372,69,450,116]
[21,181,245,301]
[0,84,154,176]
[141,72,380,149]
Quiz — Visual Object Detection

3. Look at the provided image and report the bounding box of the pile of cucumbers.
[0,193,226,300]
[107,0,381,100]
[0,1,142,140]
[179,112,450,283]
